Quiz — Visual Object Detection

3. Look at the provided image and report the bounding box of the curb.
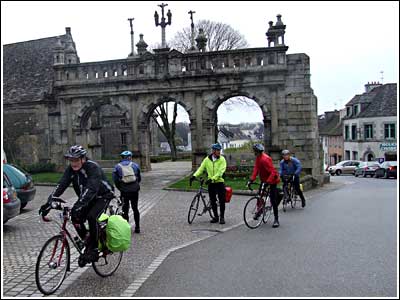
[163,187,257,196]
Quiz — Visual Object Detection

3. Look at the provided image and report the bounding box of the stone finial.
[136,34,148,55]
[268,21,273,28]
[195,28,207,52]
[65,27,71,35]
[276,14,284,26]
[54,36,64,50]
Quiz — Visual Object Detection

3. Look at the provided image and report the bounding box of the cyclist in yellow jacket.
[190,143,227,224]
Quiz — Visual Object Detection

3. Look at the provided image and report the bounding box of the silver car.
[328,160,362,176]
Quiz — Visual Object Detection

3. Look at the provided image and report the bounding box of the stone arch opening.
[212,92,272,148]
[138,95,193,171]
[212,93,266,169]
[76,101,131,160]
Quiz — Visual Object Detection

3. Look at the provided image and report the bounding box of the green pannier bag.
[105,215,132,252]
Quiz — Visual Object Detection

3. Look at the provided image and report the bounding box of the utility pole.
[128,18,135,56]
[154,3,172,48]
[188,10,196,51]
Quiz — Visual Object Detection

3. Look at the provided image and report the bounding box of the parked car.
[328,160,362,176]
[354,161,381,177]
[374,161,397,179]
[3,163,36,210]
[3,173,21,223]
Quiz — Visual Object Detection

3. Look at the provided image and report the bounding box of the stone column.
[130,95,139,152]
[191,92,208,170]
[65,98,74,146]
[270,89,279,146]
[138,124,151,171]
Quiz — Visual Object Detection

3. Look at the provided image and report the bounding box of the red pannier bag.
[225,186,233,203]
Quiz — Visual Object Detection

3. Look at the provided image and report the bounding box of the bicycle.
[187,178,217,224]
[35,196,124,295]
[243,182,273,229]
[281,175,301,212]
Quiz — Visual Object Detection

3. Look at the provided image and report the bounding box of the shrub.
[22,162,57,174]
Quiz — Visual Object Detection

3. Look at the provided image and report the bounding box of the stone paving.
[2,161,191,297]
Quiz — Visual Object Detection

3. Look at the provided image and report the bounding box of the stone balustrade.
[54,46,288,83]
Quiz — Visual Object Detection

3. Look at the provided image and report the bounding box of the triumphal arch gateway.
[4,11,322,180]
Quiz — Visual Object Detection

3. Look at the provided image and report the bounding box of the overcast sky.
[2,1,398,124]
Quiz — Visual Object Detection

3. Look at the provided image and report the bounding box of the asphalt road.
[135,175,398,297]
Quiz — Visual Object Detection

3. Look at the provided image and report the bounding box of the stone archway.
[363,150,375,162]
[137,93,194,171]
[76,99,131,160]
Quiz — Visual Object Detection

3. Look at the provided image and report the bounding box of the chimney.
[364,81,382,93]
[66,27,71,35]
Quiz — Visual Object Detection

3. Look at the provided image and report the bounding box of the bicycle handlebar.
[246,181,261,191]
[190,177,205,187]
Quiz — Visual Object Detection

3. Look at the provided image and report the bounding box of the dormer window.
[346,106,352,117]
[354,104,359,115]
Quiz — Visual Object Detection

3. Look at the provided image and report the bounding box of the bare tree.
[169,20,249,52]
[151,102,179,161]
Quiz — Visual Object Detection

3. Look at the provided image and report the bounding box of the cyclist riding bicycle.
[247,143,281,228]
[190,143,227,224]
[39,145,115,266]
[279,149,306,208]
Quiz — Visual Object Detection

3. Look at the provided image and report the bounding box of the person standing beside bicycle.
[112,150,142,233]
[38,145,115,266]
[280,149,306,208]
[247,143,281,228]
[190,143,227,224]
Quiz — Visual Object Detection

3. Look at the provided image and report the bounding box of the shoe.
[253,210,262,220]
[219,217,225,224]
[78,254,87,268]
[302,200,306,208]
[134,227,140,234]
[272,219,280,228]
[80,248,99,265]
[210,217,219,223]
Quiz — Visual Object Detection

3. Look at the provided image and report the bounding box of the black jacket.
[52,160,114,207]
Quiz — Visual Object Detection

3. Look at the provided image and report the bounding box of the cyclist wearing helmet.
[248,143,281,228]
[190,143,227,224]
[39,145,114,266]
[112,150,141,233]
[280,149,306,207]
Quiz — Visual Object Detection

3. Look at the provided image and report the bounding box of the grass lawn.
[168,175,284,191]
[32,172,114,184]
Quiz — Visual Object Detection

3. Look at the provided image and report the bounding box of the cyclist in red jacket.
[247,144,281,228]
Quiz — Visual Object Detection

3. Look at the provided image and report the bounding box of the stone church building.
[3,15,323,181]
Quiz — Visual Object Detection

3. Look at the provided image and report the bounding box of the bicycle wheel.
[35,235,70,295]
[243,196,264,229]
[93,250,123,277]
[263,199,273,224]
[205,197,215,219]
[292,191,300,208]
[188,194,200,224]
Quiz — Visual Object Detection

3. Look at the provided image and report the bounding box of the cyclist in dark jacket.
[39,145,114,266]
[112,151,141,233]
[279,149,306,207]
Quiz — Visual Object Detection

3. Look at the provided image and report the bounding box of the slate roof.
[344,83,397,119]
[3,35,68,104]
[318,111,342,136]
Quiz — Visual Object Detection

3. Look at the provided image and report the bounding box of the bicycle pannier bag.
[106,215,131,252]
[225,186,233,203]
[119,162,136,183]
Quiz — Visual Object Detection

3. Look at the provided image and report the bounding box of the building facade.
[318,110,344,166]
[342,82,397,162]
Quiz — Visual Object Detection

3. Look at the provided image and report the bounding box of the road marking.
[120,221,244,297]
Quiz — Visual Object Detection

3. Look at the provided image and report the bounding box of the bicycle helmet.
[281,149,290,156]
[120,150,133,157]
[252,143,264,152]
[211,143,222,150]
[64,145,87,159]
